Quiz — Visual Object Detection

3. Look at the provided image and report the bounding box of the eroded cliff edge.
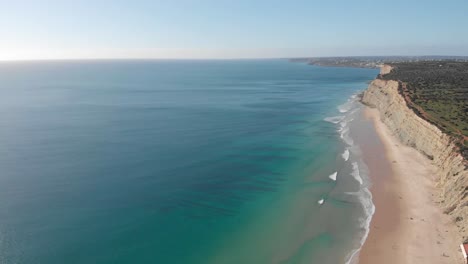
[361,66,468,242]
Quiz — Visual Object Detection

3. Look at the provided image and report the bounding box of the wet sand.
[355,107,463,264]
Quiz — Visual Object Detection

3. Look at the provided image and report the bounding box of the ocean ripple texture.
[0,60,378,264]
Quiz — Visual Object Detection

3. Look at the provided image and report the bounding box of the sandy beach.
[356,107,463,264]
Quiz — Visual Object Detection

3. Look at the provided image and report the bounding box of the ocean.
[0,60,378,263]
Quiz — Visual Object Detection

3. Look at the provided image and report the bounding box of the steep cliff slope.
[362,66,468,242]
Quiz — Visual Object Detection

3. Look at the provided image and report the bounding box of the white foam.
[341,117,354,126]
[328,172,337,181]
[340,126,349,136]
[339,121,347,131]
[338,101,355,113]
[343,160,374,264]
[324,116,344,124]
[340,127,354,146]
[342,149,350,161]
[334,94,376,264]
[317,198,324,205]
[345,188,375,264]
[351,162,363,185]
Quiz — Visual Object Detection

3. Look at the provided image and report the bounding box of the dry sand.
[357,107,463,264]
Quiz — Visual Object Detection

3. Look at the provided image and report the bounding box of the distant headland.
[290,56,468,69]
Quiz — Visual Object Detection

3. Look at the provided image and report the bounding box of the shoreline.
[355,107,463,264]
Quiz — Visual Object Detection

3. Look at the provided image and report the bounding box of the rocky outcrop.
[362,66,468,241]
[379,64,393,75]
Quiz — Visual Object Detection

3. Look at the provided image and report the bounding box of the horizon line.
[1,55,468,63]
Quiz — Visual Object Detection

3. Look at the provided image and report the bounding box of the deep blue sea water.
[0,60,378,264]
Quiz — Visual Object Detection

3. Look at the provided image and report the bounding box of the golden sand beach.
[357,108,463,264]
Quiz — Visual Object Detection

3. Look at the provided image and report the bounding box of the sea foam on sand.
[326,94,376,264]
[342,149,350,161]
[351,162,363,185]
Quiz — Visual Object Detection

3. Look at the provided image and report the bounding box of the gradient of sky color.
[1,0,467,60]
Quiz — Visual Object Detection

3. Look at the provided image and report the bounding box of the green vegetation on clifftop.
[379,62,468,157]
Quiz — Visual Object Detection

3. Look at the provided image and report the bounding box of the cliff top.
[379,61,468,157]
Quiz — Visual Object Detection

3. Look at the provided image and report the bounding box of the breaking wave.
[324,116,344,124]
[325,93,376,264]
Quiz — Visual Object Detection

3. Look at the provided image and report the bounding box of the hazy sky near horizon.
[1,0,468,60]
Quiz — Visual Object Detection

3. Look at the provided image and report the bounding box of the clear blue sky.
[1,0,467,60]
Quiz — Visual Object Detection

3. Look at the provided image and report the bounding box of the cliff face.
[362,67,468,241]
[379,64,393,75]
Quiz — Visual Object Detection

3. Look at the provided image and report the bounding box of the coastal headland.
[356,62,468,263]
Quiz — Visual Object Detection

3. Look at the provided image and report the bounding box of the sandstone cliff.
[362,66,468,242]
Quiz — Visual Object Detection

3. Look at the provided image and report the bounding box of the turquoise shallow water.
[0,60,378,263]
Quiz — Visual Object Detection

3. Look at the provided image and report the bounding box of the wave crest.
[328,172,337,181]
